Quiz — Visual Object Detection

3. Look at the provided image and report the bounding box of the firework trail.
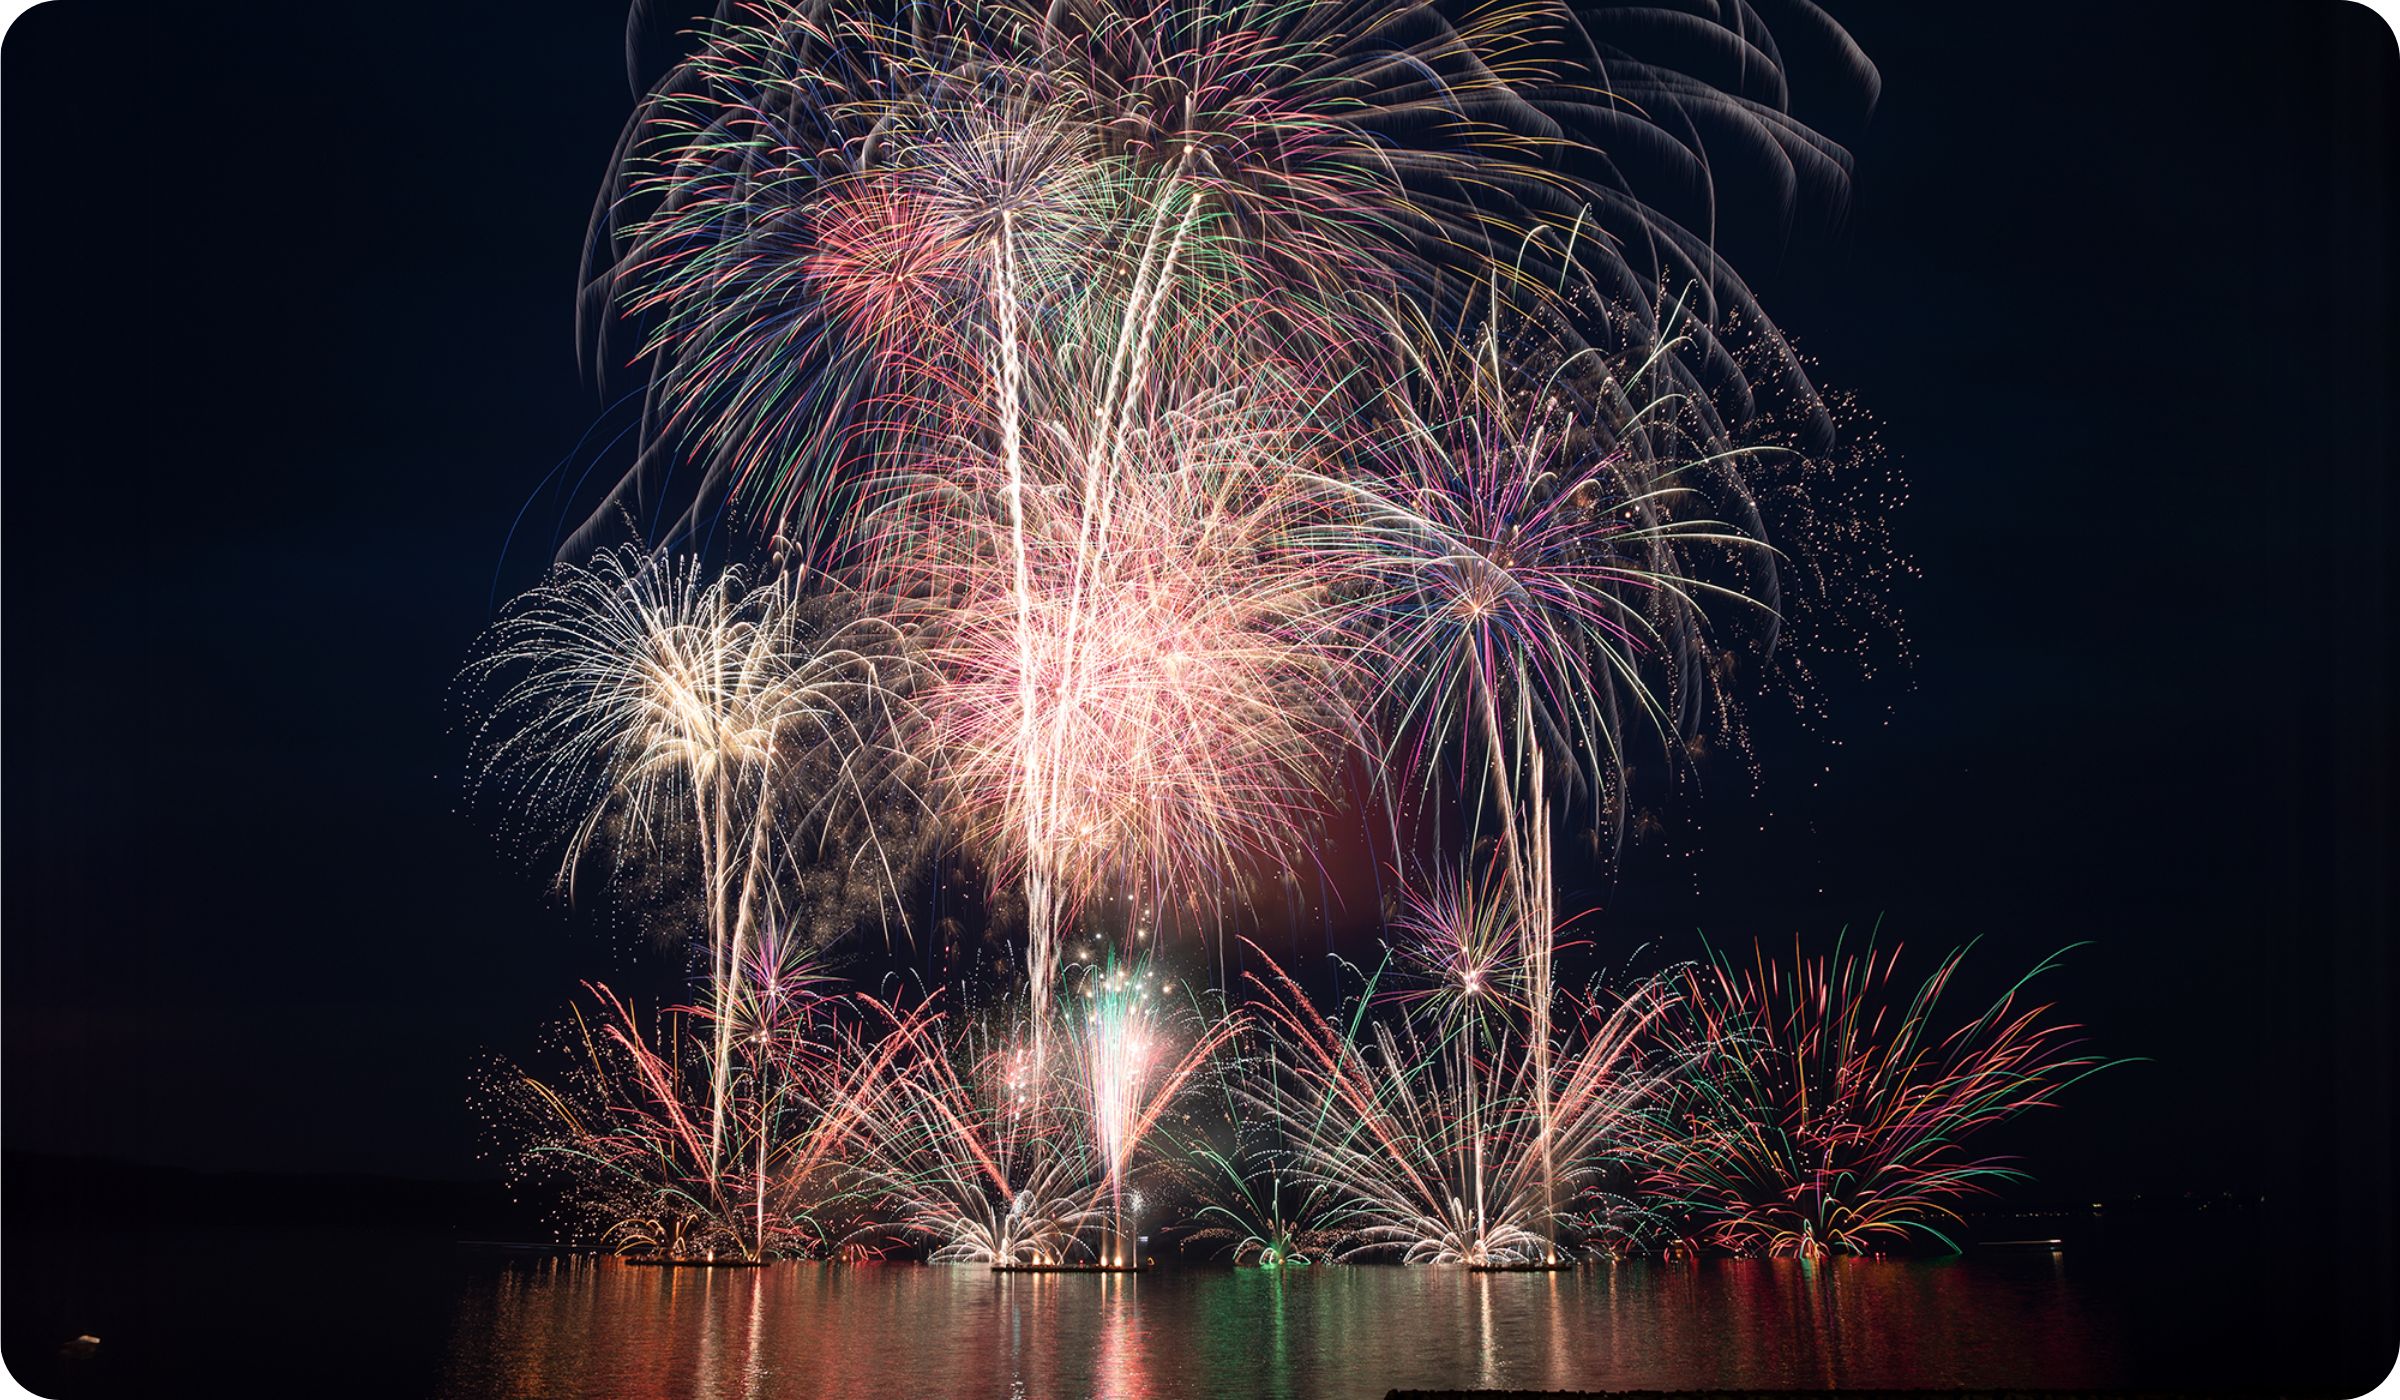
[466,545,923,1170]
[1637,936,2112,1258]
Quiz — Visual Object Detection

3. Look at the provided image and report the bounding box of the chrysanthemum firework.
[1636,936,2111,1258]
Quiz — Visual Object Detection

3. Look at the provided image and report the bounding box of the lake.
[11,1222,2379,1397]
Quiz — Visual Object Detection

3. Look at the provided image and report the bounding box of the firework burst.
[1638,936,2112,1258]
[465,545,923,1169]
[872,372,1369,1024]
[1234,939,1681,1265]
[479,964,877,1262]
[580,0,1871,545]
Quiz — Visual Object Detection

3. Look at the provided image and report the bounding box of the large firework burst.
[578,0,1870,547]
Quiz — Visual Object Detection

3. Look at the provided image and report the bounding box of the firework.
[581,0,1878,540]
[1638,936,2110,1258]
[872,374,1368,1030]
[1279,280,1794,1254]
[581,0,1611,544]
[1173,1098,1352,1267]
[1296,281,1803,898]
[465,546,923,1169]
[478,961,856,1262]
[837,1003,1101,1265]
[1183,1168,1340,1269]
[562,0,1882,1026]
[1063,955,1241,1265]
[1234,939,1680,1265]
[843,959,1234,1266]
[462,0,1925,1283]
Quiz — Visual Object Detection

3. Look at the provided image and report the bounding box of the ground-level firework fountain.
[478,929,2105,1268]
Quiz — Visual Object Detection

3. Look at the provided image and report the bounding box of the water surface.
[10,1225,2368,1397]
[432,1250,2243,1398]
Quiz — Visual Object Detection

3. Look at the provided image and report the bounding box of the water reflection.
[439,1255,2106,1399]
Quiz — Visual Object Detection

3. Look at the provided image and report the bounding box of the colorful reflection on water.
[437,1254,2111,1399]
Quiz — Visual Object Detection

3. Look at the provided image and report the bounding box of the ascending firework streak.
[1236,939,1682,1265]
[1637,936,2113,1258]
[466,547,921,1175]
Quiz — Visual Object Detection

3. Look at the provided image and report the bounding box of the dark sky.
[3,0,2392,1250]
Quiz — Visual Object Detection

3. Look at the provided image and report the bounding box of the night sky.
[3,0,2391,1263]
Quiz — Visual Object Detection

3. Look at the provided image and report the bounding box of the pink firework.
[872,376,1368,1016]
